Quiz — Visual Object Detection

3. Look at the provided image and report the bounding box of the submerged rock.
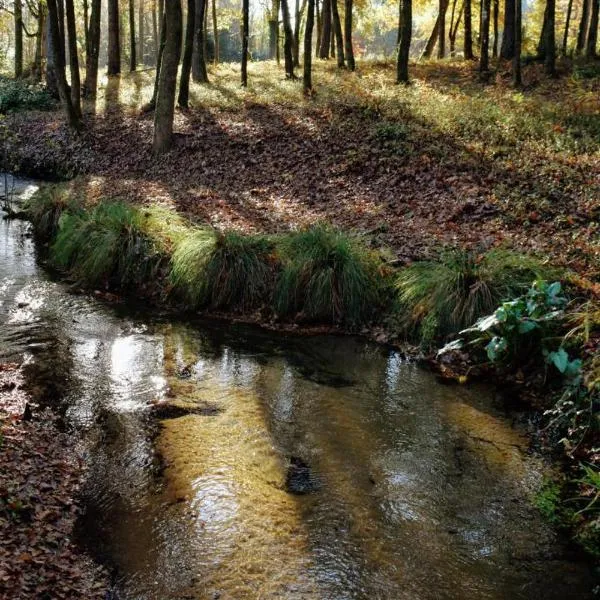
[285,456,319,495]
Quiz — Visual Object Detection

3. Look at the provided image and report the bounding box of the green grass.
[395,249,553,345]
[274,224,385,325]
[26,185,77,241]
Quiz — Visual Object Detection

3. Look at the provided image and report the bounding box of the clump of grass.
[395,248,552,345]
[51,201,164,288]
[274,224,384,326]
[26,185,78,242]
[170,229,275,311]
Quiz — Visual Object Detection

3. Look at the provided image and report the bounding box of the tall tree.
[438,0,448,58]
[268,0,279,59]
[331,0,344,66]
[281,0,295,77]
[84,0,101,97]
[46,8,59,97]
[587,0,599,56]
[397,0,411,83]
[152,0,158,58]
[513,0,521,85]
[139,0,145,63]
[241,0,249,85]
[129,0,136,70]
[65,0,81,118]
[192,0,209,81]
[479,0,491,73]
[492,0,499,56]
[577,0,591,53]
[500,0,515,58]
[293,0,306,67]
[212,0,218,63]
[464,0,473,58]
[448,0,464,55]
[344,0,355,69]
[178,0,195,106]
[149,9,166,107]
[538,0,555,73]
[32,2,46,81]
[153,0,182,153]
[423,14,439,57]
[14,0,23,77]
[562,0,573,55]
[303,0,314,91]
[319,0,331,58]
[108,0,121,74]
[46,0,81,129]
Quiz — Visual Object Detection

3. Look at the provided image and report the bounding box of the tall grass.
[274,224,385,325]
[395,249,553,344]
[27,185,75,241]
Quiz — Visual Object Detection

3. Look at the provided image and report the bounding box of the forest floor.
[7,60,599,283]
[0,363,109,599]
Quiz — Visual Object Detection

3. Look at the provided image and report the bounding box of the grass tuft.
[26,185,77,242]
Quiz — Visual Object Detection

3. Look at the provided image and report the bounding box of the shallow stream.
[0,176,595,599]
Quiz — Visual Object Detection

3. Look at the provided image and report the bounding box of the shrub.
[274,224,384,325]
[51,201,164,288]
[26,185,76,241]
[395,249,551,345]
[0,77,55,114]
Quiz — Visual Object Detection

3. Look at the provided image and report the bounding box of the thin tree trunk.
[577,0,591,53]
[150,9,166,106]
[178,0,195,106]
[108,0,121,74]
[449,0,463,56]
[203,0,208,62]
[268,0,279,59]
[303,0,314,91]
[46,11,59,97]
[241,0,249,84]
[83,0,89,56]
[464,0,473,58]
[192,0,209,81]
[587,0,599,56]
[331,0,344,66]
[423,15,439,57]
[438,0,448,58]
[281,0,295,77]
[212,0,218,63]
[139,0,145,63]
[47,0,81,128]
[344,0,355,69]
[153,0,182,153]
[562,0,573,55]
[84,0,101,97]
[316,0,321,56]
[319,0,331,58]
[330,23,335,56]
[57,0,66,65]
[15,0,23,77]
[33,3,45,81]
[500,0,515,58]
[479,0,490,73]
[65,0,81,118]
[397,0,411,82]
[153,0,158,58]
[513,0,521,85]
[492,0,498,56]
[540,0,555,73]
[129,0,137,70]
[293,0,301,66]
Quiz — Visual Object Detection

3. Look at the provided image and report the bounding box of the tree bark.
[241,0,249,85]
[84,0,101,97]
[65,0,81,118]
[46,11,59,97]
[192,0,209,81]
[84,0,89,57]
[316,0,321,56]
[212,0,218,63]
[562,0,573,55]
[492,0,498,56]
[500,0,515,58]
[281,0,295,77]
[479,0,490,73]
[586,0,599,56]
[15,0,23,78]
[178,0,195,106]
[513,0,521,85]
[423,15,439,57]
[33,3,46,81]
[153,0,159,59]
[464,0,473,58]
[331,0,344,66]
[577,0,591,53]
[319,0,331,58]
[397,0,411,83]
[344,0,355,69]
[303,0,314,91]
[153,0,182,153]
[139,0,145,63]
[108,0,121,74]
[449,0,463,56]
[129,0,136,70]
[538,0,555,73]
[150,9,166,106]
[47,0,81,129]
[438,0,448,58]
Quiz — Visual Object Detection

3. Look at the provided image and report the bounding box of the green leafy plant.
[0,77,55,114]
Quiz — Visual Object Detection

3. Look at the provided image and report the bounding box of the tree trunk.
[47,0,81,128]
[331,0,344,66]
[449,0,463,56]
[438,0,448,58]
[139,0,145,63]
[500,0,515,58]
[492,0,498,56]
[46,12,59,97]
[397,0,412,82]
[15,0,23,78]
[303,0,314,91]
[513,0,521,85]
[65,0,81,118]
[577,0,591,53]
[33,3,46,81]
[293,0,306,67]
[153,0,159,58]
[538,0,555,73]
[464,0,473,58]
[281,0,295,77]
[586,0,599,56]
[212,0,218,63]
[423,15,439,57]
[57,0,66,66]
[319,0,331,58]
[562,0,573,55]
[83,0,89,57]
[241,0,249,84]
[479,0,490,73]
[108,0,121,74]
[178,0,195,106]
[153,0,182,154]
[192,0,209,81]
[330,23,335,56]
[84,0,101,97]
[129,0,136,69]
[150,9,166,105]
[344,0,355,69]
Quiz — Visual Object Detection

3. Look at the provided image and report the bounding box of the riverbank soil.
[6,61,599,283]
[0,363,108,599]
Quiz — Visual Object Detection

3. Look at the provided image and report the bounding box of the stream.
[1,176,596,599]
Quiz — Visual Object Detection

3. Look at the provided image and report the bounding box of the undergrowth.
[0,77,55,114]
